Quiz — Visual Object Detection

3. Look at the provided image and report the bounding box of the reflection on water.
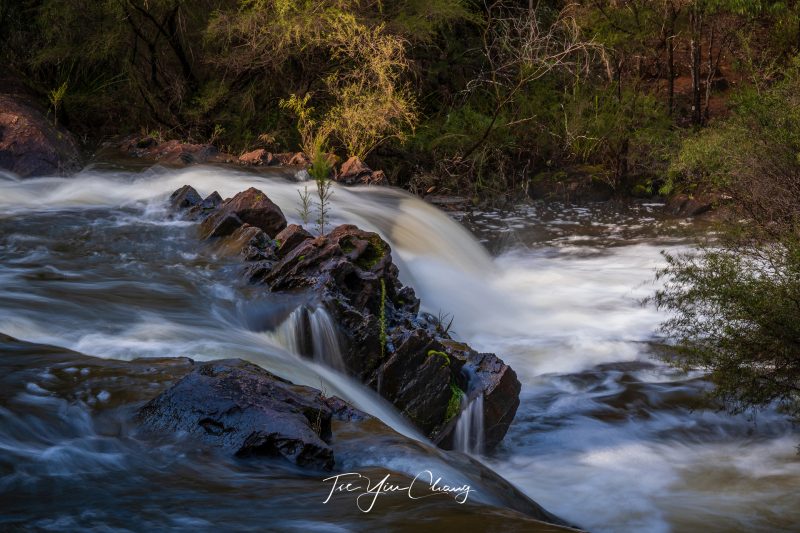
[0,165,797,532]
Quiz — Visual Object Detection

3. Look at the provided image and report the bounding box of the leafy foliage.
[654,63,800,422]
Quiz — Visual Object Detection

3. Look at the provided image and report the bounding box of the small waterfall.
[454,393,485,455]
[308,306,345,371]
[272,305,346,372]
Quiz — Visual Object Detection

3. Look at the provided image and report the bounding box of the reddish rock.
[274,224,313,258]
[239,149,274,166]
[272,152,311,167]
[336,156,388,186]
[200,187,287,239]
[120,136,221,166]
[0,94,81,177]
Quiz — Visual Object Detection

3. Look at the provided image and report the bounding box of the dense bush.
[655,63,800,422]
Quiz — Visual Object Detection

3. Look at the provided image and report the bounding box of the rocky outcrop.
[0,94,81,177]
[169,185,521,451]
[336,156,388,186]
[139,359,354,470]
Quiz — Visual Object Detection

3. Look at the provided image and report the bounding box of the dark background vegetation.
[3,0,800,200]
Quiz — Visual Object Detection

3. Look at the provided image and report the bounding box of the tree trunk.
[703,24,715,123]
[668,4,677,115]
[689,4,703,126]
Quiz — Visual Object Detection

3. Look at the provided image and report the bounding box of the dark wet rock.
[336,156,388,186]
[213,224,277,262]
[425,195,471,212]
[169,185,202,210]
[0,334,574,529]
[201,211,244,238]
[665,193,716,217]
[274,224,313,258]
[200,187,287,239]
[0,94,81,177]
[138,359,335,470]
[201,191,223,209]
[168,187,521,451]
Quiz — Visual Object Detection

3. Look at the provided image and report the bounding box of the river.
[0,165,797,532]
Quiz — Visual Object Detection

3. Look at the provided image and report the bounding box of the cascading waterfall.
[308,306,345,371]
[454,393,484,455]
[271,305,346,372]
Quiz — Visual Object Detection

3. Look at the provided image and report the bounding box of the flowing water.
[0,164,797,532]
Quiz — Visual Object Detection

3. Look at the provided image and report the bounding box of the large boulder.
[0,94,81,177]
[138,359,348,470]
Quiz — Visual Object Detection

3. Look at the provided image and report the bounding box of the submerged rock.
[169,186,521,451]
[0,94,81,177]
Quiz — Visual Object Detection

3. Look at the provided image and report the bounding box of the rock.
[138,359,335,470]
[529,167,615,202]
[0,94,81,177]
[274,224,313,258]
[665,193,715,217]
[442,349,521,450]
[336,156,388,186]
[425,195,471,212]
[273,152,311,167]
[200,191,223,209]
[288,152,311,166]
[213,223,276,262]
[120,137,220,166]
[169,185,202,210]
[200,187,287,239]
[118,136,234,166]
[239,149,274,166]
[201,211,244,239]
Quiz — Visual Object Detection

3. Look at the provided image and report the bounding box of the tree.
[462,1,596,159]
